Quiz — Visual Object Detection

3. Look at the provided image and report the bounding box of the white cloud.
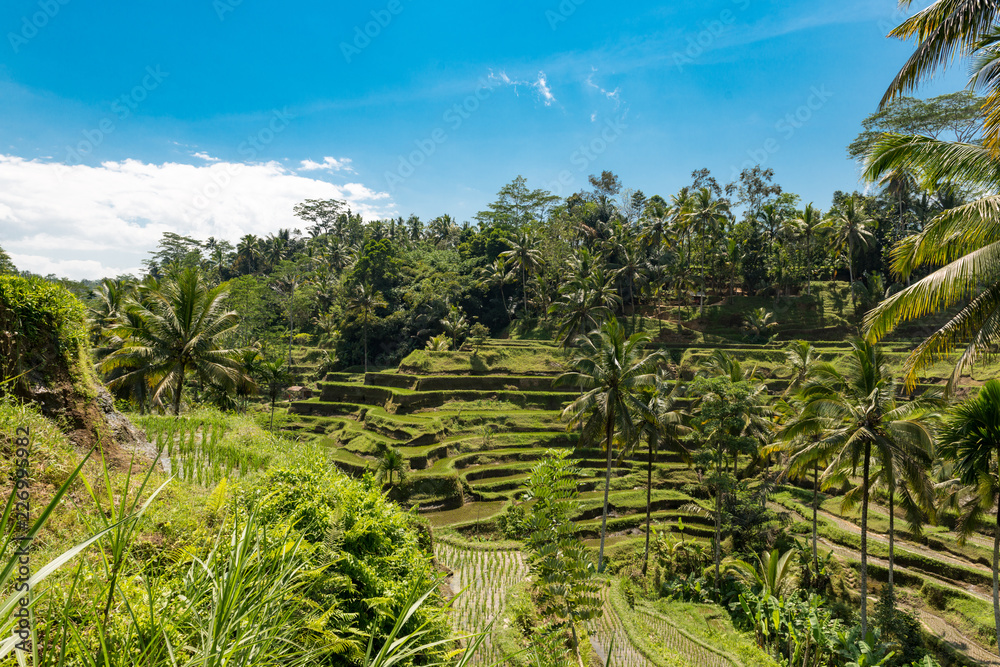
[487,69,558,107]
[0,154,395,280]
[585,73,622,108]
[192,151,220,162]
[534,71,556,106]
[298,156,355,172]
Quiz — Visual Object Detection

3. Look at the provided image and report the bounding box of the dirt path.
[814,503,993,579]
[906,604,1000,667]
[865,498,998,553]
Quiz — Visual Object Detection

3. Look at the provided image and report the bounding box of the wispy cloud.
[192,151,219,162]
[534,71,556,106]
[488,69,558,106]
[298,156,355,172]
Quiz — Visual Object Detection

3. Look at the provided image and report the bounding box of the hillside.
[272,283,1000,667]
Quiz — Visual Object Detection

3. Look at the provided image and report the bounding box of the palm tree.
[635,373,688,574]
[792,204,823,295]
[881,1,1000,152]
[613,238,650,332]
[864,135,1000,389]
[478,257,513,325]
[235,234,264,275]
[757,203,785,290]
[938,379,1000,656]
[686,188,730,317]
[793,338,937,636]
[549,268,620,348]
[440,305,469,350]
[87,278,130,344]
[100,268,250,416]
[271,273,301,366]
[769,341,825,571]
[555,318,662,572]
[501,233,543,319]
[254,357,291,433]
[375,446,407,487]
[821,195,875,319]
[348,282,387,373]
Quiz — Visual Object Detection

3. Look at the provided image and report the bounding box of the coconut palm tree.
[635,373,689,574]
[100,268,250,416]
[793,338,937,636]
[938,379,1000,656]
[235,234,264,275]
[881,0,1000,152]
[348,282,387,373]
[769,341,826,571]
[758,203,785,290]
[501,233,544,319]
[686,188,730,317]
[549,268,620,348]
[792,204,823,295]
[555,318,662,572]
[864,135,1000,390]
[612,236,650,331]
[821,195,875,320]
[254,357,291,433]
[478,257,513,325]
[375,446,408,487]
[440,305,469,350]
[87,278,130,344]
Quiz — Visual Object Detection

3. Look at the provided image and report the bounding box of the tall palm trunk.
[522,264,528,318]
[699,229,706,318]
[993,499,1000,657]
[643,433,655,575]
[630,276,636,334]
[860,441,871,637]
[173,369,184,416]
[888,487,895,597]
[287,291,294,367]
[847,235,858,323]
[714,441,722,595]
[598,408,614,573]
[806,231,813,296]
[813,462,819,573]
[269,394,276,434]
[363,313,369,373]
[499,284,511,324]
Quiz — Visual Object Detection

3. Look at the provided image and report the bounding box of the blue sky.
[0,0,965,279]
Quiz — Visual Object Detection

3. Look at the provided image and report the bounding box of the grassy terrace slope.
[279,283,1000,666]
[288,340,714,541]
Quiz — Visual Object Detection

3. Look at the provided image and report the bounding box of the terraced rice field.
[277,318,1000,667]
[434,539,528,666]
